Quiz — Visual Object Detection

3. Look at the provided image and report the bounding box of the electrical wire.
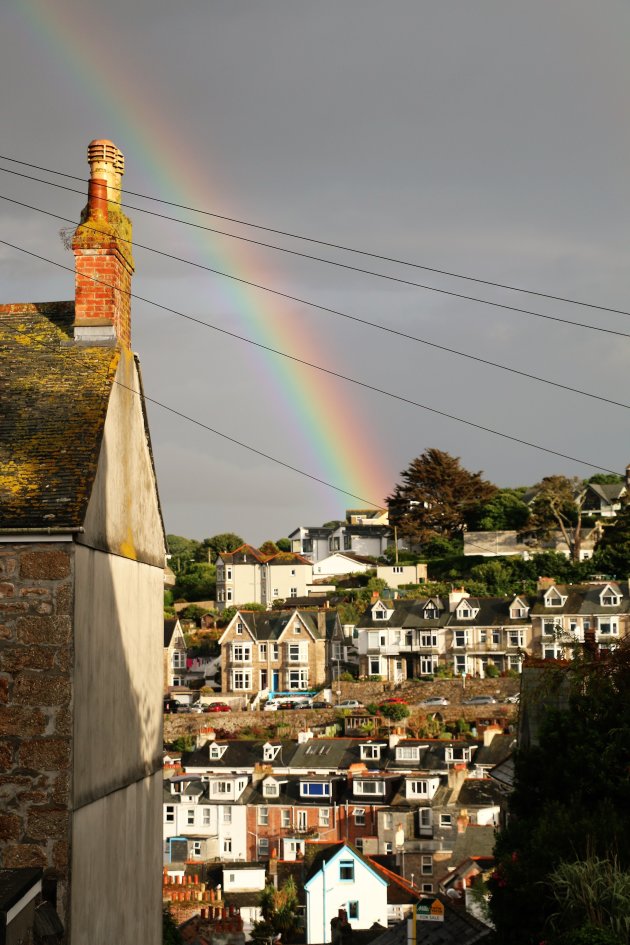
[3,193,630,412]
[1,152,628,318]
[0,236,621,477]
[0,165,627,339]
[0,315,383,507]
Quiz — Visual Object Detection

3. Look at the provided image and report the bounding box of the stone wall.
[0,542,74,924]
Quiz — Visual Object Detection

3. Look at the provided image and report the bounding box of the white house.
[304,843,388,944]
[216,544,313,610]
[313,552,373,578]
[377,563,428,588]
[163,775,249,864]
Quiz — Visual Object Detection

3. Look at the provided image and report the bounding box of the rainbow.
[14,1,393,510]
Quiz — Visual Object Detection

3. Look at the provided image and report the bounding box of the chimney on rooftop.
[72,139,135,347]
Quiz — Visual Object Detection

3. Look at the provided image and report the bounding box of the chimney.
[72,139,135,347]
[449,588,468,612]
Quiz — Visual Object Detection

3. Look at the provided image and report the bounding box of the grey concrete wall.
[70,770,162,944]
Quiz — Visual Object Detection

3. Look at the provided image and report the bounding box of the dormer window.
[208,744,227,760]
[300,780,331,798]
[445,745,474,763]
[600,585,621,607]
[544,588,566,608]
[360,743,382,761]
[510,598,529,619]
[263,743,280,762]
[373,610,386,620]
[424,607,437,619]
[263,780,280,797]
[405,778,439,799]
[395,745,420,762]
[353,778,385,796]
[372,601,392,622]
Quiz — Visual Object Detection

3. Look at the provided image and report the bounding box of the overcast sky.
[2,1,630,545]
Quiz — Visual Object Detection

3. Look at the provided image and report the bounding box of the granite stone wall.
[0,542,74,926]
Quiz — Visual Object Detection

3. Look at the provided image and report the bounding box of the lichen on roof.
[0,302,119,530]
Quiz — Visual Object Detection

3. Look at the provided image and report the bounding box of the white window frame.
[258,807,269,826]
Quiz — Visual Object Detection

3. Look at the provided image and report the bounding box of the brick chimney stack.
[72,139,135,347]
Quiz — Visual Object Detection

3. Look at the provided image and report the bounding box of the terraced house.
[215,544,313,610]
[219,607,342,696]
[530,579,630,658]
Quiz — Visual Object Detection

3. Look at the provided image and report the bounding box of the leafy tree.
[251,878,301,945]
[179,604,209,621]
[173,562,216,601]
[592,503,630,577]
[387,449,497,545]
[379,703,410,722]
[259,540,279,556]
[276,538,291,552]
[489,641,630,944]
[466,488,531,531]
[587,473,624,486]
[167,534,202,574]
[524,475,585,562]
[203,533,245,563]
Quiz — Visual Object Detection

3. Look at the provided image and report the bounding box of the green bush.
[485,663,500,678]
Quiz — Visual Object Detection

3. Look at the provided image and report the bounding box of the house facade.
[0,141,165,943]
[216,545,313,610]
[290,510,393,564]
[304,843,389,944]
[219,608,340,696]
[164,617,187,689]
[529,580,630,659]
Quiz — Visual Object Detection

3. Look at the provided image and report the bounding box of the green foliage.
[179,604,209,621]
[252,878,301,944]
[525,475,585,562]
[366,702,379,715]
[276,537,291,552]
[587,473,624,486]
[485,662,500,678]
[167,534,202,573]
[169,736,196,752]
[489,642,630,944]
[379,702,410,721]
[387,448,497,544]
[259,540,279,555]
[163,905,183,944]
[367,674,383,682]
[173,562,216,602]
[339,671,356,681]
[548,857,630,944]
[467,488,531,531]
[592,504,630,578]
[203,533,245,563]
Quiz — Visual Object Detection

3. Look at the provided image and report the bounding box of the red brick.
[13,673,70,708]
[0,676,7,704]
[20,551,71,581]
[1,844,47,868]
[16,615,71,645]
[0,557,17,578]
[19,587,50,597]
[0,583,15,597]
[0,739,14,769]
[0,625,12,640]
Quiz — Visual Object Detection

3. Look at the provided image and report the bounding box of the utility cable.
[0,152,628,318]
[3,194,630,412]
[0,165,627,338]
[0,316,382,508]
[0,237,621,477]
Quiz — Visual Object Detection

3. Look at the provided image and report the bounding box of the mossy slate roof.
[0,302,119,531]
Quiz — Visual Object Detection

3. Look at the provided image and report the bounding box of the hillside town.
[2,137,629,945]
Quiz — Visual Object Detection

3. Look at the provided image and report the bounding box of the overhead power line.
[1,167,629,341]
[0,152,628,318]
[0,236,621,478]
[3,194,630,413]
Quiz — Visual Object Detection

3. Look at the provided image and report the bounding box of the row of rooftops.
[164,767,504,811]
[360,581,630,629]
[174,733,514,778]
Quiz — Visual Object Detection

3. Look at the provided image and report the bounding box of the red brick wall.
[0,543,74,926]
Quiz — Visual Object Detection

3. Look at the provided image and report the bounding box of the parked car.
[506,693,520,704]
[163,698,181,714]
[204,702,231,713]
[263,701,279,712]
[188,703,205,714]
[310,701,330,709]
[337,699,363,709]
[380,697,408,705]
[278,701,299,710]
[463,695,498,705]
[419,696,450,707]
[293,699,312,709]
